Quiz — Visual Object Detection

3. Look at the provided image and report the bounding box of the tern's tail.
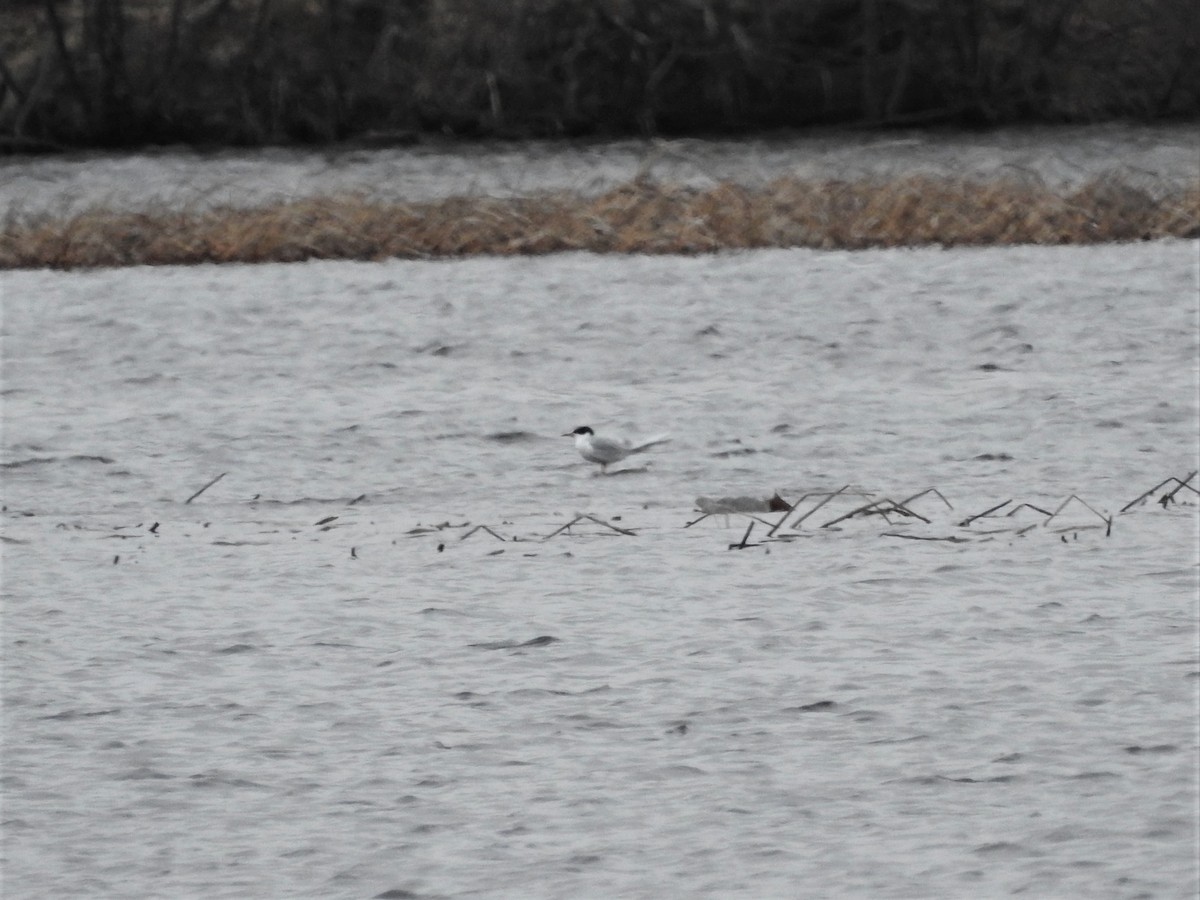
[630,434,671,454]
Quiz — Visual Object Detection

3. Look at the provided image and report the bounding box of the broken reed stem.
[959,498,1013,526]
[1045,494,1108,526]
[583,514,637,536]
[184,471,226,504]
[3,174,1197,270]
[461,524,506,541]
[784,485,852,532]
[543,514,635,540]
[1006,502,1053,518]
[1121,470,1199,511]
[881,532,968,543]
[821,498,887,528]
[820,496,929,528]
[727,520,760,549]
[739,520,754,548]
[1161,471,1200,504]
[898,487,953,510]
[543,516,583,540]
[886,501,931,524]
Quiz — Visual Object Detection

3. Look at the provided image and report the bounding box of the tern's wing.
[588,435,632,461]
[629,434,671,453]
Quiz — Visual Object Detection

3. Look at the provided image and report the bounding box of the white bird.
[563,425,671,474]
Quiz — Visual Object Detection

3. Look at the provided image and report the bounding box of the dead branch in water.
[958,499,1013,526]
[728,520,762,550]
[184,472,226,504]
[898,487,953,511]
[1044,494,1112,536]
[461,524,507,542]
[768,486,848,535]
[544,514,636,540]
[821,496,930,528]
[1005,502,1053,518]
[881,532,969,543]
[1120,470,1199,512]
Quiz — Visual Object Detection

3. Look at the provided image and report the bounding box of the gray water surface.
[2,242,1199,899]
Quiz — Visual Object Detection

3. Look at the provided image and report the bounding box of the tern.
[563,426,671,474]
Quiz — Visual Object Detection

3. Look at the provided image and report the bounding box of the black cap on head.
[571,426,593,435]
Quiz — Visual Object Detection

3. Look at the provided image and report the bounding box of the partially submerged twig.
[1160,471,1199,506]
[881,532,969,543]
[184,472,226,504]
[1119,470,1198,512]
[461,524,507,542]
[821,497,930,528]
[768,485,850,535]
[738,520,754,547]
[958,499,1012,526]
[1005,502,1053,518]
[792,485,863,528]
[582,514,636,536]
[1046,494,1108,535]
[728,520,761,550]
[898,487,954,510]
[543,514,636,541]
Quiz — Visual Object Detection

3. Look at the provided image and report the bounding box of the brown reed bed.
[2,174,1198,270]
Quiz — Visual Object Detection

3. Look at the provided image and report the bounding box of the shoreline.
[3,173,1197,270]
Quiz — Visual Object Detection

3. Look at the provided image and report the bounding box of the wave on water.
[1,455,115,468]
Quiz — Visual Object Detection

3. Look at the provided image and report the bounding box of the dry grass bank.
[2,175,1198,270]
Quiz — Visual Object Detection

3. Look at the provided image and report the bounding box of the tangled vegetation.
[2,0,1197,150]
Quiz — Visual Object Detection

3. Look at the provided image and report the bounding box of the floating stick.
[1045,494,1108,526]
[684,513,712,528]
[898,487,954,510]
[821,496,929,528]
[544,514,638,539]
[822,498,890,528]
[184,472,226,504]
[461,524,507,542]
[1119,471,1198,512]
[582,514,637,536]
[768,486,846,535]
[885,500,931,524]
[543,517,583,540]
[739,520,754,548]
[958,499,1011,526]
[1120,477,1175,512]
[790,484,856,530]
[1160,470,1198,507]
[1005,502,1052,518]
[728,520,761,550]
[881,532,969,543]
